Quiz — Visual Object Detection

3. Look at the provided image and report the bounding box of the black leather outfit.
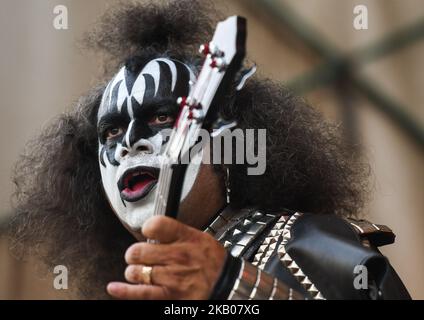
[206,207,411,300]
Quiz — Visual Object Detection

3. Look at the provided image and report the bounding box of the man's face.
[97,58,199,230]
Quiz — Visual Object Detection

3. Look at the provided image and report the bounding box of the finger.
[125,265,151,284]
[107,282,168,300]
[142,215,195,243]
[125,242,186,265]
[125,265,198,292]
[124,264,171,286]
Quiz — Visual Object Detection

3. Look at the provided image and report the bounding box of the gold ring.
[141,266,153,285]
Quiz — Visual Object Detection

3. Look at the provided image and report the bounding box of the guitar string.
[158,107,188,215]
[154,53,218,217]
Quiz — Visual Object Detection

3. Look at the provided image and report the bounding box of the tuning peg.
[210,58,227,71]
[177,96,195,108]
[187,110,194,120]
[199,43,210,56]
[200,42,224,58]
[187,106,205,123]
[192,102,202,110]
[176,96,187,107]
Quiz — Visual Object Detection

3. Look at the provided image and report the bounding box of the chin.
[118,191,156,231]
[102,154,201,233]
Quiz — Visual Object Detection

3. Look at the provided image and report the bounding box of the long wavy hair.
[8,0,370,298]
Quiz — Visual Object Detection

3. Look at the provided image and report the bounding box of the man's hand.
[106,215,227,300]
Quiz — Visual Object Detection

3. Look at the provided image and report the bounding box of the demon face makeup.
[97,57,199,230]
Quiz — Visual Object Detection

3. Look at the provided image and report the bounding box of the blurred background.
[0,0,423,299]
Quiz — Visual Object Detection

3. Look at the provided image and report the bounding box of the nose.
[120,120,155,158]
[120,139,154,158]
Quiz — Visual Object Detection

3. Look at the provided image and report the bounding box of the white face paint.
[97,58,199,231]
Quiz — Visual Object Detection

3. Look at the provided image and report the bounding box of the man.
[10,0,410,299]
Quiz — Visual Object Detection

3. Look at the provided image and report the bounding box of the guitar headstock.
[176,16,247,130]
[199,15,247,73]
[155,16,247,218]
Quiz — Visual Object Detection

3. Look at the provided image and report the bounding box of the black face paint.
[97,57,199,231]
[98,58,193,167]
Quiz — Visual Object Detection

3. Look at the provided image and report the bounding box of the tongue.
[132,177,152,191]
[124,174,154,195]
[120,172,158,201]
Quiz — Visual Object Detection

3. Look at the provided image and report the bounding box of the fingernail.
[107,282,122,294]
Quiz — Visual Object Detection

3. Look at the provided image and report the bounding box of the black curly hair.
[8,0,370,299]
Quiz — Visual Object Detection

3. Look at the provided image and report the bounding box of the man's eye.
[149,114,174,125]
[105,127,124,139]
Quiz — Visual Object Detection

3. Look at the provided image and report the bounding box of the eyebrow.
[127,97,180,121]
[98,96,180,126]
[97,112,129,130]
[139,96,180,113]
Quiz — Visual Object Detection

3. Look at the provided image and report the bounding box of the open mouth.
[118,166,159,202]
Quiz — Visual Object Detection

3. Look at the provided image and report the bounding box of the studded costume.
[207,207,410,300]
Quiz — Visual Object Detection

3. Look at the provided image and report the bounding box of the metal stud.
[258,244,268,254]
[253,212,263,219]
[224,240,232,248]
[233,229,242,236]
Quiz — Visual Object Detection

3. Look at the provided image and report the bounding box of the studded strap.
[252,215,289,269]
[206,208,312,300]
[278,213,325,299]
[216,210,279,258]
[250,212,325,300]
[227,259,305,300]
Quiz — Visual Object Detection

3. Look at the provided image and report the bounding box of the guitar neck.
[151,15,246,219]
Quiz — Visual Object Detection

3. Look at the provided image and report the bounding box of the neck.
[177,164,226,230]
